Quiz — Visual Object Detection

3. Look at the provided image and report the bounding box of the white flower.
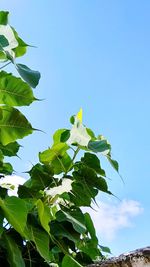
[45,178,72,197]
[0,25,18,58]
[0,175,25,196]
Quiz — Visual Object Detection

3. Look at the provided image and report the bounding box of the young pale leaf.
[0,25,18,58]
[0,196,32,235]
[0,71,36,106]
[88,140,111,154]
[0,11,9,25]
[39,143,69,164]
[3,233,25,267]
[0,106,33,145]
[62,255,82,267]
[36,199,51,234]
[16,63,41,88]
[67,117,91,147]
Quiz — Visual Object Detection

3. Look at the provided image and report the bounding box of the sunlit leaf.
[36,199,51,234]
[0,71,36,106]
[12,28,28,58]
[39,143,69,164]
[0,106,33,145]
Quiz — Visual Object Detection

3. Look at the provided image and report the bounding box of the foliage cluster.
[0,11,119,267]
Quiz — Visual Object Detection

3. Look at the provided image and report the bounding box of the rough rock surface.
[87,247,150,267]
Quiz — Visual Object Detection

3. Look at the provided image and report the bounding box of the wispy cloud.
[82,199,143,241]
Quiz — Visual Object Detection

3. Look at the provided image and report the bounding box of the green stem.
[0,61,11,70]
[66,147,80,173]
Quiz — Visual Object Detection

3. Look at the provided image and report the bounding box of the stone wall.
[87,247,150,267]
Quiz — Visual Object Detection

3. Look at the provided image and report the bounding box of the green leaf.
[0,196,33,235]
[88,140,111,154]
[3,233,25,267]
[12,28,28,58]
[0,162,13,174]
[81,152,105,176]
[60,130,70,142]
[74,166,109,194]
[0,106,33,145]
[86,128,96,139]
[18,185,43,199]
[24,163,54,190]
[99,245,111,254]
[0,35,9,48]
[50,152,72,174]
[0,142,20,157]
[16,63,41,88]
[70,115,75,124]
[70,182,98,207]
[0,11,9,25]
[36,199,51,234]
[24,224,51,264]
[0,71,36,106]
[50,221,80,243]
[84,212,98,243]
[53,129,68,144]
[107,156,119,172]
[77,239,100,260]
[56,210,86,234]
[39,143,69,164]
[62,255,82,267]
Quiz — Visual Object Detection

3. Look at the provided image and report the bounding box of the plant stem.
[0,61,11,70]
[66,147,80,173]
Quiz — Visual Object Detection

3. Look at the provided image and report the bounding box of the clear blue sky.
[1,0,150,256]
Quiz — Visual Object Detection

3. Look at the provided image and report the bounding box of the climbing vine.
[0,11,119,267]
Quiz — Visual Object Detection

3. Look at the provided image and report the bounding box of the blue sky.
[1,0,150,256]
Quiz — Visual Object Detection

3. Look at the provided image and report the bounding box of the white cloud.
[82,199,143,241]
